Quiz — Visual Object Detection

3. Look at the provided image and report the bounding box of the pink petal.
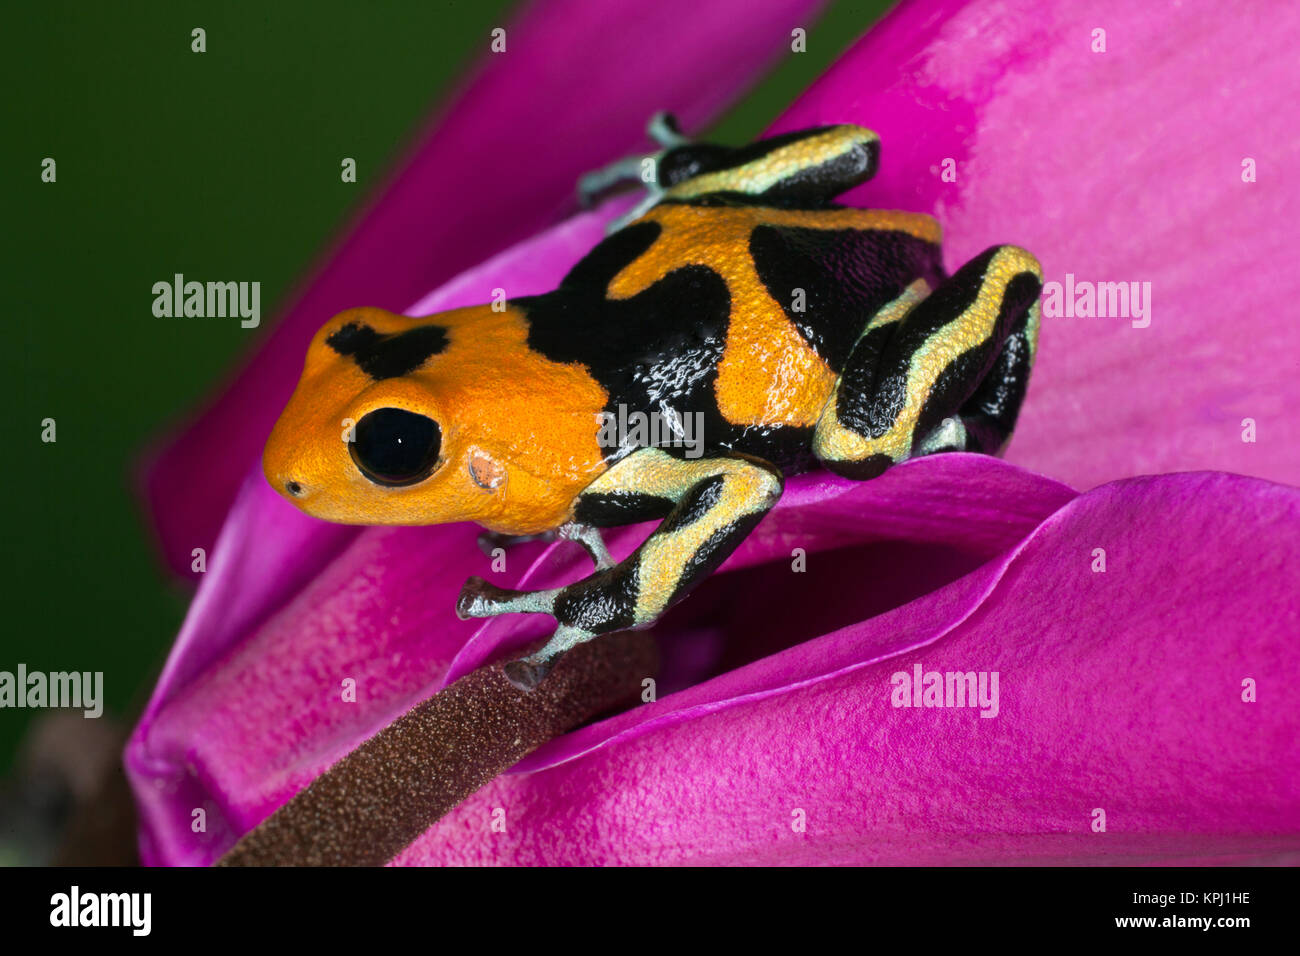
[126,454,1074,866]
[392,471,1300,865]
[140,0,828,577]
[129,518,524,867]
[774,0,1300,490]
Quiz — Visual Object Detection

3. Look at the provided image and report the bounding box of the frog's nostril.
[285,480,304,497]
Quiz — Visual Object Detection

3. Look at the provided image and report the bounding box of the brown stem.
[217,631,656,867]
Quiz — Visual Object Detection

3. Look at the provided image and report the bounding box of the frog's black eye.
[349,408,442,486]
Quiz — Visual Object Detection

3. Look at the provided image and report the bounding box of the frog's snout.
[263,428,314,506]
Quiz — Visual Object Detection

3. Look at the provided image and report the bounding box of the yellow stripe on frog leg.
[619,452,783,624]
[662,125,880,202]
[1024,297,1042,366]
[859,278,932,335]
[814,245,1043,479]
[589,121,883,231]
[940,282,1043,457]
[813,279,932,464]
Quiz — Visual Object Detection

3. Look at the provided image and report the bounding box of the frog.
[263,114,1043,691]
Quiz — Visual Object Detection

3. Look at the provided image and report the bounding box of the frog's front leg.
[555,522,614,570]
[813,245,1043,478]
[457,449,783,691]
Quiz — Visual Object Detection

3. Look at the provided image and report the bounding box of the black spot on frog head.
[326,321,449,380]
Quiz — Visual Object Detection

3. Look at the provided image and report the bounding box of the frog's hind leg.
[813,245,1042,479]
[580,113,881,232]
[457,449,783,690]
[918,289,1041,458]
[577,112,691,215]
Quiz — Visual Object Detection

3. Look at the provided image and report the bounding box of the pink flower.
[128,0,1300,866]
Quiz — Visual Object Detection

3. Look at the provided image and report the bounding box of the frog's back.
[514,199,946,473]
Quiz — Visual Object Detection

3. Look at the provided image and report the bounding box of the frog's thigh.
[573,449,783,628]
[940,290,1040,456]
[813,245,1042,479]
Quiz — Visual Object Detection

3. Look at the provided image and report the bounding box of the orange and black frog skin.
[264,115,1043,690]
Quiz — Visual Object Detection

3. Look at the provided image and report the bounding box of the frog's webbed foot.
[460,522,612,691]
[577,157,651,209]
[457,449,782,691]
[578,112,693,232]
[577,111,689,196]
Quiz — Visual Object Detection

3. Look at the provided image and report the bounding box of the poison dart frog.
[264,114,1043,690]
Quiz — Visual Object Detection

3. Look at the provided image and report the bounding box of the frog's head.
[264,305,607,533]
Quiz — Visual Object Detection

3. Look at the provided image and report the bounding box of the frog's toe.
[457,576,499,619]
[647,110,689,148]
[456,577,557,620]
[502,624,598,691]
[577,156,648,208]
[916,416,970,456]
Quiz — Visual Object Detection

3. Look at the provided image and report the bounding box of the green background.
[0,0,892,770]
